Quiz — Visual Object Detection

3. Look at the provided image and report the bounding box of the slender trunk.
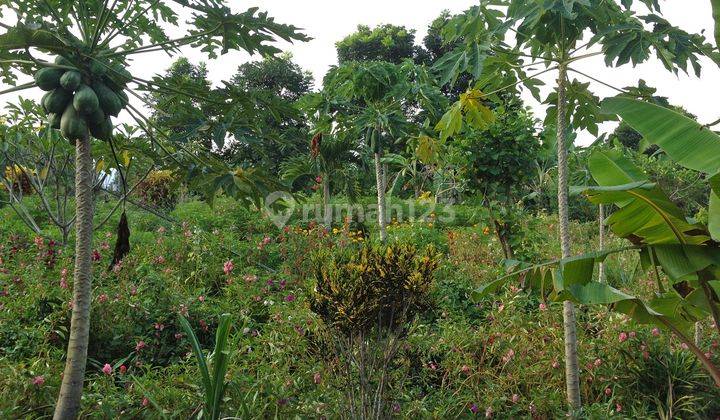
[695,322,703,347]
[556,64,582,409]
[493,219,514,260]
[375,152,387,243]
[322,173,331,227]
[598,204,606,282]
[54,135,94,419]
[382,163,388,193]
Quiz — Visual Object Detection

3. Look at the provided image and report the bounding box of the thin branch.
[102,25,222,58]
[99,0,161,48]
[567,67,627,94]
[0,82,37,96]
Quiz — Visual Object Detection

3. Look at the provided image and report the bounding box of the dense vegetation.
[1,0,720,418]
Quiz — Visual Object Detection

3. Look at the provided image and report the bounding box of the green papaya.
[73,85,100,115]
[109,63,132,85]
[86,107,106,126]
[47,113,61,129]
[60,104,88,141]
[35,67,65,91]
[89,60,107,76]
[89,117,113,141]
[92,81,123,116]
[43,88,73,114]
[116,89,129,107]
[54,56,73,67]
[60,70,82,91]
[41,92,50,113]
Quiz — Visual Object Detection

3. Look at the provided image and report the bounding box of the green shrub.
[310,243,439,334]
[136,170,179,208]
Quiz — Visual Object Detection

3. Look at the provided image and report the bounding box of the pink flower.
[119,365,127,374]
[100,241,110,250]
[102,363,113,375]
[642,350,650,359]
[469,403,479,414]
[315,175,322,183]
[501,349,515,364]
[604,387,612,396]
[262,236,271,245]
[155,255,166,264]
[652,327,661,337]
[615,403,622,413]
[285,294,296,302]
[618,332,628,343]
[135,341,146,352]
[593,358,602,367]
[551,360,560,369]
[223,260,234,275]
[198,295,205,303]
[705,351,713,359]
[628,331,636,338]
[511,394,520,404]
[92,250,101,262]
[539,303,547,311]
[485,406,493,418]
[157,226,166,234]
[313,372,322,384]
[60,278,68,289]
[681,342,689,350]
[142,397,149,407]
[461,365,471,374]
[34,236,44,248]
[32,376,45,386]
[98,294,109,303]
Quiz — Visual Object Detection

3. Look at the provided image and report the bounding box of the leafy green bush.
[310,243,440,334]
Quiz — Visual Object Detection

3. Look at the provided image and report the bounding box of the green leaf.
[178,315,214,411]
[601,97,720,175]
[711,173,720,241]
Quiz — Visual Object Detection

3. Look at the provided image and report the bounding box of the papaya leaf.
[712,0,720,49]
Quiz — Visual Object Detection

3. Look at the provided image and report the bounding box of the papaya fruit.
[60,70,82,91]
[86,107,106,126]
[109,63,132,85]
[60,103,88,141]
[92,81,123,116]
[54,56,72,66]
[41,92,50,113]
[89,60,107,76]
[89,117,113,141]
[35,67,65,91]
[73,85,100,115]
[116,89,129,107]
[43,88,73,114]
[47,113,61,129]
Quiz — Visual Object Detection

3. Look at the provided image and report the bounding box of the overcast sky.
[3,0,719,146]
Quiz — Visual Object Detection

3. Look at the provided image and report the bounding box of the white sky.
[3,0,719,146]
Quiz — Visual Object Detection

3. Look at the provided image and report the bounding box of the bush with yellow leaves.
[1,165,34,195]
[136,170,179,208]
[310,243,439,335]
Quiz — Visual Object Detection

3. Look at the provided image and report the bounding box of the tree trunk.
[598,204,606,282]
[322,173,331,227]
[556,64,582,410]
[54,135,94,420]
[375,152,387,243]
[493,219,514,260]
[382,163,389,193]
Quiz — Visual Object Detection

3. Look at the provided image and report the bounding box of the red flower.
[91,250,101,262]
[119,365,127,374]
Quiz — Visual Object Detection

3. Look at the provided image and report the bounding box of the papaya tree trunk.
[322,173,331,227]
[598,204,606,282]
[556,64,582,409]
[493,219,514,260]
[375,152,387,243]
[54,135,94,419]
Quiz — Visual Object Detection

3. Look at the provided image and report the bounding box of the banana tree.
[433,1,714,409]
[475,97,720,386]
[0,2,306,417]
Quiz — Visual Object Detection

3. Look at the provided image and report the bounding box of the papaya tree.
[322,60,445,243]
[0,1,307,417]
[433,0,714,409]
